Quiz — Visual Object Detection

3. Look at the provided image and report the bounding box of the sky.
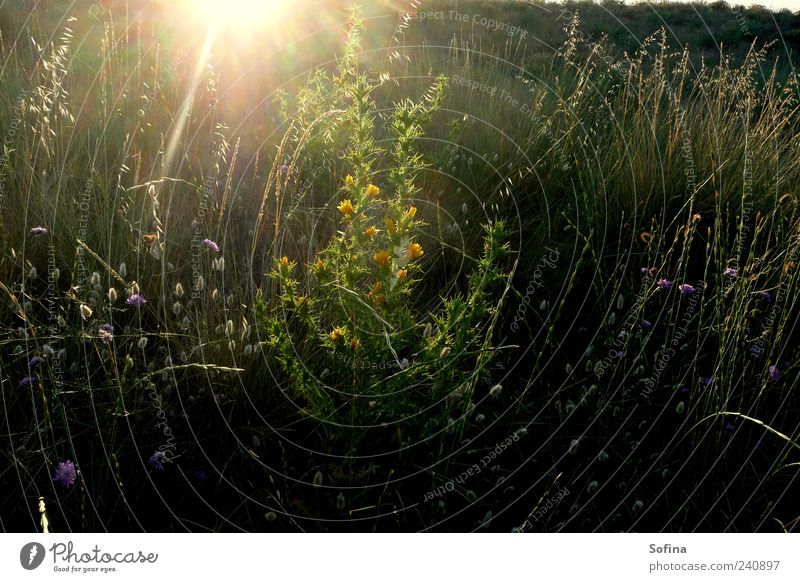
[636,0,799,11]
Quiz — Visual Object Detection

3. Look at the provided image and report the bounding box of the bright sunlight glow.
[188,0,292,29]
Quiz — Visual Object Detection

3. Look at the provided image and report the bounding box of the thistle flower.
[80,304,93,320]
[407,242,424,260]
[98,323,114,345]
[656,278,671,289]
[769,365,780,381]
[53,460,77,488]
[18,376,39,388]
[723,267,737,277]
[28,356,44,368]
[374,250,392,267]
[366,184,380,197]
[30,226,48,235]
[678,283,695,296]
[280,164,289,175]
[126,294,147,307]
[337,199,355,219]
[148,450,167,471]
[330,327,345,342]
[364,225,378,238]
[203,239,220,253]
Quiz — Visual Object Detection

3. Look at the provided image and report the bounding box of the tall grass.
[0,1,798,531]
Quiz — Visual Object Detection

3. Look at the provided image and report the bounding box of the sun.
[188,0,292,29]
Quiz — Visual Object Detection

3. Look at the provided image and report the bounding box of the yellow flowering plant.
[257,10,511,432]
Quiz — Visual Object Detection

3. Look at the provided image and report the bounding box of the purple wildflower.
[30,226,48,235]
[614,351,625,359]
[723,267,737,277]
[280,164,289,175]
[28,356,44,367]
[703,376,712,387]
[126,294,147,307]
[657,278,671,289]
[640,267,649,274]
[679,386,689,393]
[53,460,77,488]
[18,376,39,389]
[678,283,695,296]
[769,365,780,381]
[749,345,761,357]
[759,291,772,302]
[99,323,114,345]
[202,238,220,253]
[149,450,167,471]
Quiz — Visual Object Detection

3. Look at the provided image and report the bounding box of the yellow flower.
[364,225,378,238]
[396,269,408,280]
[374,250,392,267]
[406,206,417,218]
[296,295,308,306]
[367,184,380,197]
[338,199,355,219]
[330,327,345,342]
[345,175,355,186]
[280,256,290,267]
[315,258,325,270]
[350,338,361,350]
[408,242,424,260]
[372,281,384,294]
[384,217,396,233]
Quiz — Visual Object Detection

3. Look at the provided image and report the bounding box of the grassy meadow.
[1,0,799,532]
